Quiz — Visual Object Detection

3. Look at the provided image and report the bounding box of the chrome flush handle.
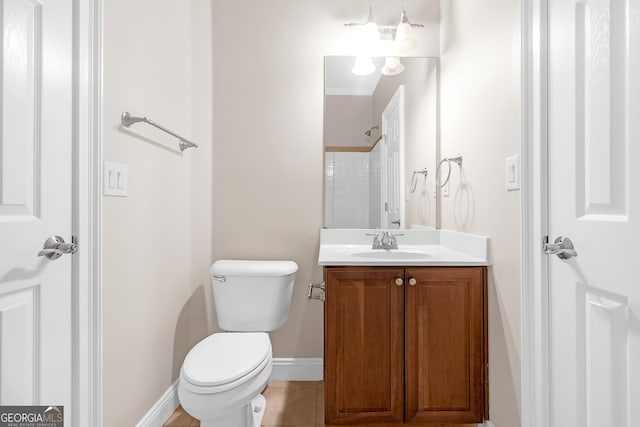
[307,282,325,301]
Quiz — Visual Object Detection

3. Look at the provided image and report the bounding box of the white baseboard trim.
[135,380,180,427]
[136,360,491,426]
[135,358,323,426]
[270,357,324,381]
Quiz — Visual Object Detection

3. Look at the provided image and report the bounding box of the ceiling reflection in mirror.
[324,56,437,229]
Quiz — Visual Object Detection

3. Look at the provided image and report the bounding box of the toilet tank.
[210,260,298,332]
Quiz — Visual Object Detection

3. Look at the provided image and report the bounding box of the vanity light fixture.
[344,7,424,55]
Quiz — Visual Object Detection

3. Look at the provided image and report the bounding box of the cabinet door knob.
[408,277,417,286]
[395,278,403,286]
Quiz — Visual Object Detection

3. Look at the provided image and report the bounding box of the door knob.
[395,278,403,286]
[38,236,77,260]
[408,277,417,286]
[543,236,577,260]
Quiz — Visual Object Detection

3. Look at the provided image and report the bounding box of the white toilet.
[178,260,298,427]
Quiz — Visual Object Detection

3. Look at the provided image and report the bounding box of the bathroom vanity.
[316,229,490,426]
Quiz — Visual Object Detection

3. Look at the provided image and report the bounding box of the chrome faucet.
[371,231,399,250]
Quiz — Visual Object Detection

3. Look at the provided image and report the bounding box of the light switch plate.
[505,154,520,191]
[104,161,128,197]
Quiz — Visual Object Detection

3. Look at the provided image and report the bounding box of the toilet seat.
[181,332,271,394]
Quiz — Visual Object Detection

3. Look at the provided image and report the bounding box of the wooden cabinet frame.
[324,266,488,426]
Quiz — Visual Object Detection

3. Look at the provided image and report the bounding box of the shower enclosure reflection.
[324,56,438,229]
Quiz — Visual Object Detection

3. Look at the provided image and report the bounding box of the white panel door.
[548,0,639,426]
[0,0,73,415]
[381,86,404,229]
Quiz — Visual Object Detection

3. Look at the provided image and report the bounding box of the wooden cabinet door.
[405,267,486,424]
[325,267,405,424]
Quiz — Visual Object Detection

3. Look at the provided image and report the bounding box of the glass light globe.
[352,56,376,76]
[395,22,417,53]
[363,21,380,43]
[381,57,406,76]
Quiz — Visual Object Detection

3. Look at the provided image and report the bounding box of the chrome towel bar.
[121,112,198,152]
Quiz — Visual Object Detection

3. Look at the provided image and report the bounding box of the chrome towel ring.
[436,154,463,188]
[410,168,429,193]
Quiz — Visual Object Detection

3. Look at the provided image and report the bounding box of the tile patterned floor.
[164,381,324,427]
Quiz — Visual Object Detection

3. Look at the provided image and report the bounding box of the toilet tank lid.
[210,260,298,277]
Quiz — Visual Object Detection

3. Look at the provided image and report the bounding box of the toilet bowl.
[178,260,298,427]
[178,333,272,427]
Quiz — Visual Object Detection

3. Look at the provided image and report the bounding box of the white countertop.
[318,229,491,266]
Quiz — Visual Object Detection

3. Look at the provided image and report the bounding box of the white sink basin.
[351,250,431,260]
[318,229,491,266]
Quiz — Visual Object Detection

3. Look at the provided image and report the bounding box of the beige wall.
[102,0,213,425]
[211,0,440,358]
[324,95,374,148]
[439,0,522,426]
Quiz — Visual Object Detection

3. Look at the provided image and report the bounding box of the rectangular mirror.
[324,56,438,229]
